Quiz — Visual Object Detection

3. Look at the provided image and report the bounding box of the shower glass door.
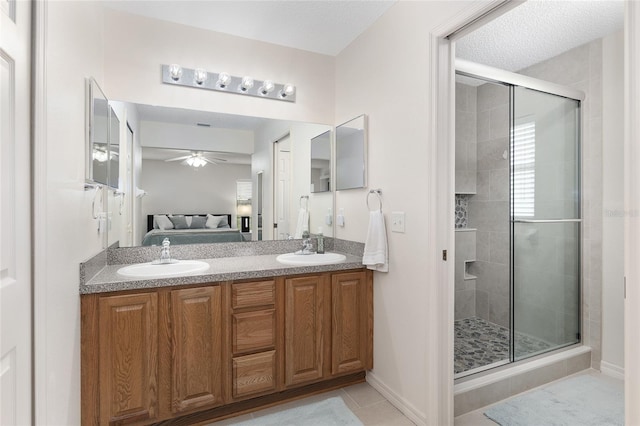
[511,87,581,361]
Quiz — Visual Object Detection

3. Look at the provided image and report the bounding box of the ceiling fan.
[164,151,227,168]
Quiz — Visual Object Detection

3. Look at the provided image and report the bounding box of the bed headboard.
[147,214,233,232]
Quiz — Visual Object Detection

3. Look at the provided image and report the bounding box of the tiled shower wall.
[467,82,511,328]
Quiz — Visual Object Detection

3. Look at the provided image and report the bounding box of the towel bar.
[367,189,382,211]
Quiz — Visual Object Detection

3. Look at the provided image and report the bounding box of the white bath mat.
[484,374,623,426]
[230,396,363,426]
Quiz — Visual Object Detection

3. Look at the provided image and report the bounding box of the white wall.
[602,30,625,376]
[139,121,254,154]
[37,1,105,424]
[102,8,334,125]
[334,2,475,423]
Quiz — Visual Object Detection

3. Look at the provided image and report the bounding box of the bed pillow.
[217,216,230,228]
[154,214,174,230]
[190,216,207,229]
[206,214,224,229]
[169,215,189,229]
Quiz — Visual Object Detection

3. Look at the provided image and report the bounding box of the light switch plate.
[391,211,405,233]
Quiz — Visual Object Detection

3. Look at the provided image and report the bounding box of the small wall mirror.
[108,106,120,189]
[336,114,367,190]
[310,130,331,193]
[86,78,109,186]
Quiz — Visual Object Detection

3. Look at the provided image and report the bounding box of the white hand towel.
[294,208,309,239]
[362,209,388,272]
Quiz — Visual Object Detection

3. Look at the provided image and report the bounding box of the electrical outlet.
[391,211,405,233]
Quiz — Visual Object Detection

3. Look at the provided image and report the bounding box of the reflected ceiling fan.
[164,151,227,168]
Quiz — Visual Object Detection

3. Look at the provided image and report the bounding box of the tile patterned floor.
[208,382,415,426]
[455,317,552,374]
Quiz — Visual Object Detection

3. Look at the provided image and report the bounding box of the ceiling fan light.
[168,64,183,81]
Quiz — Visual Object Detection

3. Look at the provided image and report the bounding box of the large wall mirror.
[310,130,331,193]
[105,102,334,248]
[336,114,367,190]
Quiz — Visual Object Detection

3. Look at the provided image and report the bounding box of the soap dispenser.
[317,227,325,254]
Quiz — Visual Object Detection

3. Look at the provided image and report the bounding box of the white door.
[0,0,32,424]
[274,135,291,240]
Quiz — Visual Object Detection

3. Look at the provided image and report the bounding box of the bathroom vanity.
[80,250,372,425]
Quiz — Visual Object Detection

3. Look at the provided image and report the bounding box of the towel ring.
[367,189,382,211]
[300,195,309,209]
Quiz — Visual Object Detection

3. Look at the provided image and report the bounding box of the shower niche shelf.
[464,260,477,280]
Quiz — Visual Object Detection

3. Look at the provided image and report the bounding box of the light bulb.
[216,72,231,89]
[258,80,275,96]
[168,64,183,81]
[194,68,208,85]
[279,84,296,98]
[239,76,254,92]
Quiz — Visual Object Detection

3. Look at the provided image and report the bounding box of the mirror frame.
[85,78,110,186]
[108,105,121,190]
[310,129,332,194]
[335,114,367,191]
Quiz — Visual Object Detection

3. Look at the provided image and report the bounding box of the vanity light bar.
[161,64,296,103]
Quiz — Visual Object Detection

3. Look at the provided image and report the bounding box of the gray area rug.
[231,396,363,426]
[484,374,623,426]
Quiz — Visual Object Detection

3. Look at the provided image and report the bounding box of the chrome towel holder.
[367,189,382,211]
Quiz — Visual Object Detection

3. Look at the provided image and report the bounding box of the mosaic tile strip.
[455,194,469,229]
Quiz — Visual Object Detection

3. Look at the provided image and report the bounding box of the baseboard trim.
[366,371,426,426]
[600,361,625,380]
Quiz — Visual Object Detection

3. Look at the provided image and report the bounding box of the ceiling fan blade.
[202,157,219,165]
[165,155,192,162]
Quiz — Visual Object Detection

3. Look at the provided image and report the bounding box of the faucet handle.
[162,238,170,247]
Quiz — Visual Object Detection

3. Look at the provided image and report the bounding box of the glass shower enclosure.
[454,62,582,377]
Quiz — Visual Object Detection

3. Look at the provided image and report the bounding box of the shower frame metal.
[454,59,585,379]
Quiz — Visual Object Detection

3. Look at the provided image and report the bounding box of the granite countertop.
[81,252,364,295]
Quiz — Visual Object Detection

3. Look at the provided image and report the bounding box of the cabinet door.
[98,293,158,425]
[284,275,328,387]
[171,286,223,414]
[331,271,373,375]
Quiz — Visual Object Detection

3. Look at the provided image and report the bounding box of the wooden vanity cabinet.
[81,269,372,426]
[283,274,331,388]
[170,286,224,414]
[229,280,278,400]
[331,271,374,376]
[82,292,159,426]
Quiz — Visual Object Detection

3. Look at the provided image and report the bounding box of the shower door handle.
[511,219,582,223]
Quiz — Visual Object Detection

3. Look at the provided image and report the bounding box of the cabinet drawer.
[232,280,275,309]
[233,309,276,354]
[232,351,276,399]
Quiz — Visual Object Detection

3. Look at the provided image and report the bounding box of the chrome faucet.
[159,238,172,264]
[298,230,314,255]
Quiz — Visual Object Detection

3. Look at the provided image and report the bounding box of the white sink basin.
[117,260,210,279]
[276,252,347,266]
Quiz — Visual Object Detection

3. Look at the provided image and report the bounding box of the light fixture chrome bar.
[512,219,582,223]
[161,64,296,103]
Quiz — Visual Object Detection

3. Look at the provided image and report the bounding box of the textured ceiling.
[456,0,624,72]
[104,0,396,56]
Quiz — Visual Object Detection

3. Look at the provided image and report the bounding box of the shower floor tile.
[454,317,552,375]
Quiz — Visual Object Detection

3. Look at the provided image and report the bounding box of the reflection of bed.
[143,214,245,246]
